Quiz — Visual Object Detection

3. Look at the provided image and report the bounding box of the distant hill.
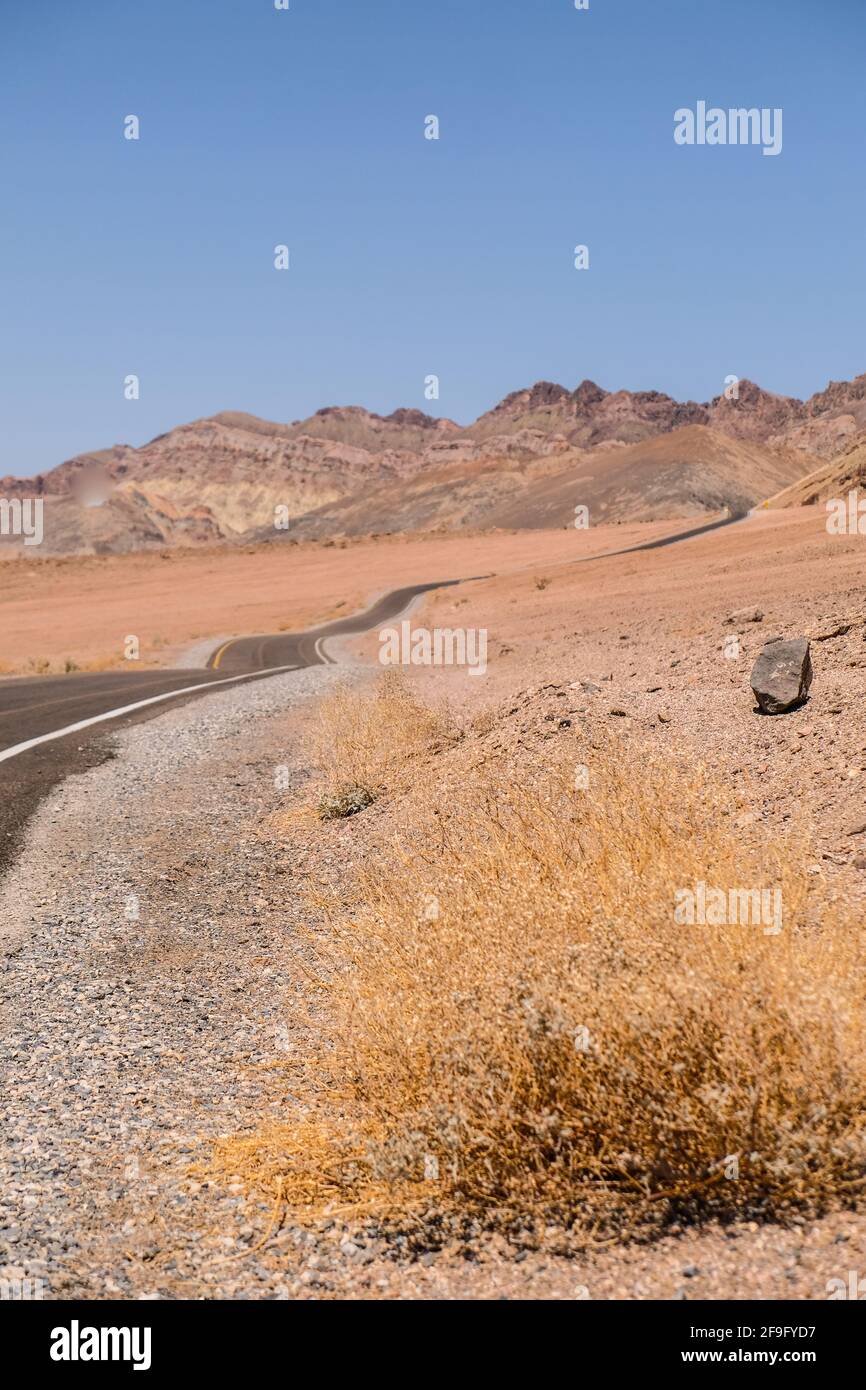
[2,372,865,554]
[286,426,817,540]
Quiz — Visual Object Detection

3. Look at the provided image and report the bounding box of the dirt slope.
[766,436,866,509]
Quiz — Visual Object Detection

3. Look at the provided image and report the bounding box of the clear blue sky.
[2,0,864,477]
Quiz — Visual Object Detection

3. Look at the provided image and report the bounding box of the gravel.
[0,666,345,1299]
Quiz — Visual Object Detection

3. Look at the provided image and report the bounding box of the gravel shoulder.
[0,667,346,1299]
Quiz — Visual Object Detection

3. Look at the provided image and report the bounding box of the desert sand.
[0,518,690,673]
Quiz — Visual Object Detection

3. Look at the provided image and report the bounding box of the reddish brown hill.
[705,379,805,442]
[3,370,865,554]
[287,426,816,540]
[469,378,708,447]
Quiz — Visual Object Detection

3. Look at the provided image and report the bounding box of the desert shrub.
[309,671,458,808]
[220,720,866,1235]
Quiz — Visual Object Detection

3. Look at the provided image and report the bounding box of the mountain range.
[3,372,866,554]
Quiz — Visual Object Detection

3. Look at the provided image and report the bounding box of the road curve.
[204,581,465,674]
[0,578,465,880]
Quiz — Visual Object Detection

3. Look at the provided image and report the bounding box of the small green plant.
[317,785,376,821]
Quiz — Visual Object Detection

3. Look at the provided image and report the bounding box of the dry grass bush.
[2,652,144,677]
[219,716,866,1236]
[309,671,459,813]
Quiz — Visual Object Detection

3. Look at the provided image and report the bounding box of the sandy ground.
[344,508,866,892]
[0,518,702,674]
[351,507,861,698]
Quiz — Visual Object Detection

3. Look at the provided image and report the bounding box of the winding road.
[0,508,749,878]
[0,579,462,878]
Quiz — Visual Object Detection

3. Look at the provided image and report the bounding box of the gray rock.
[750,638,813,714]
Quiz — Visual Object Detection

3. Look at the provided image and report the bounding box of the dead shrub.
[219,718,866,1236]
[309,670,458,811]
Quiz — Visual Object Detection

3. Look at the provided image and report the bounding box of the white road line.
[0,664,300,764]
[313,636,336,664]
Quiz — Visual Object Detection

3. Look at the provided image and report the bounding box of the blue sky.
[2,0,864,476]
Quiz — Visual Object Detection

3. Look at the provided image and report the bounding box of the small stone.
[807,619,855,642]
[726,606,763,624]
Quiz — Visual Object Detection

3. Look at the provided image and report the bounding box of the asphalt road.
[204,581,463,673]
[601,507,749,557]
[0,579,463,880]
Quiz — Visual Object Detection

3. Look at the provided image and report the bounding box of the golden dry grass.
[0,652,160,677]
[217,696,866,1236]
[308,671,459,810]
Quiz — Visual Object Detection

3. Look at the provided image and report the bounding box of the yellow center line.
[210,639,237,671]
